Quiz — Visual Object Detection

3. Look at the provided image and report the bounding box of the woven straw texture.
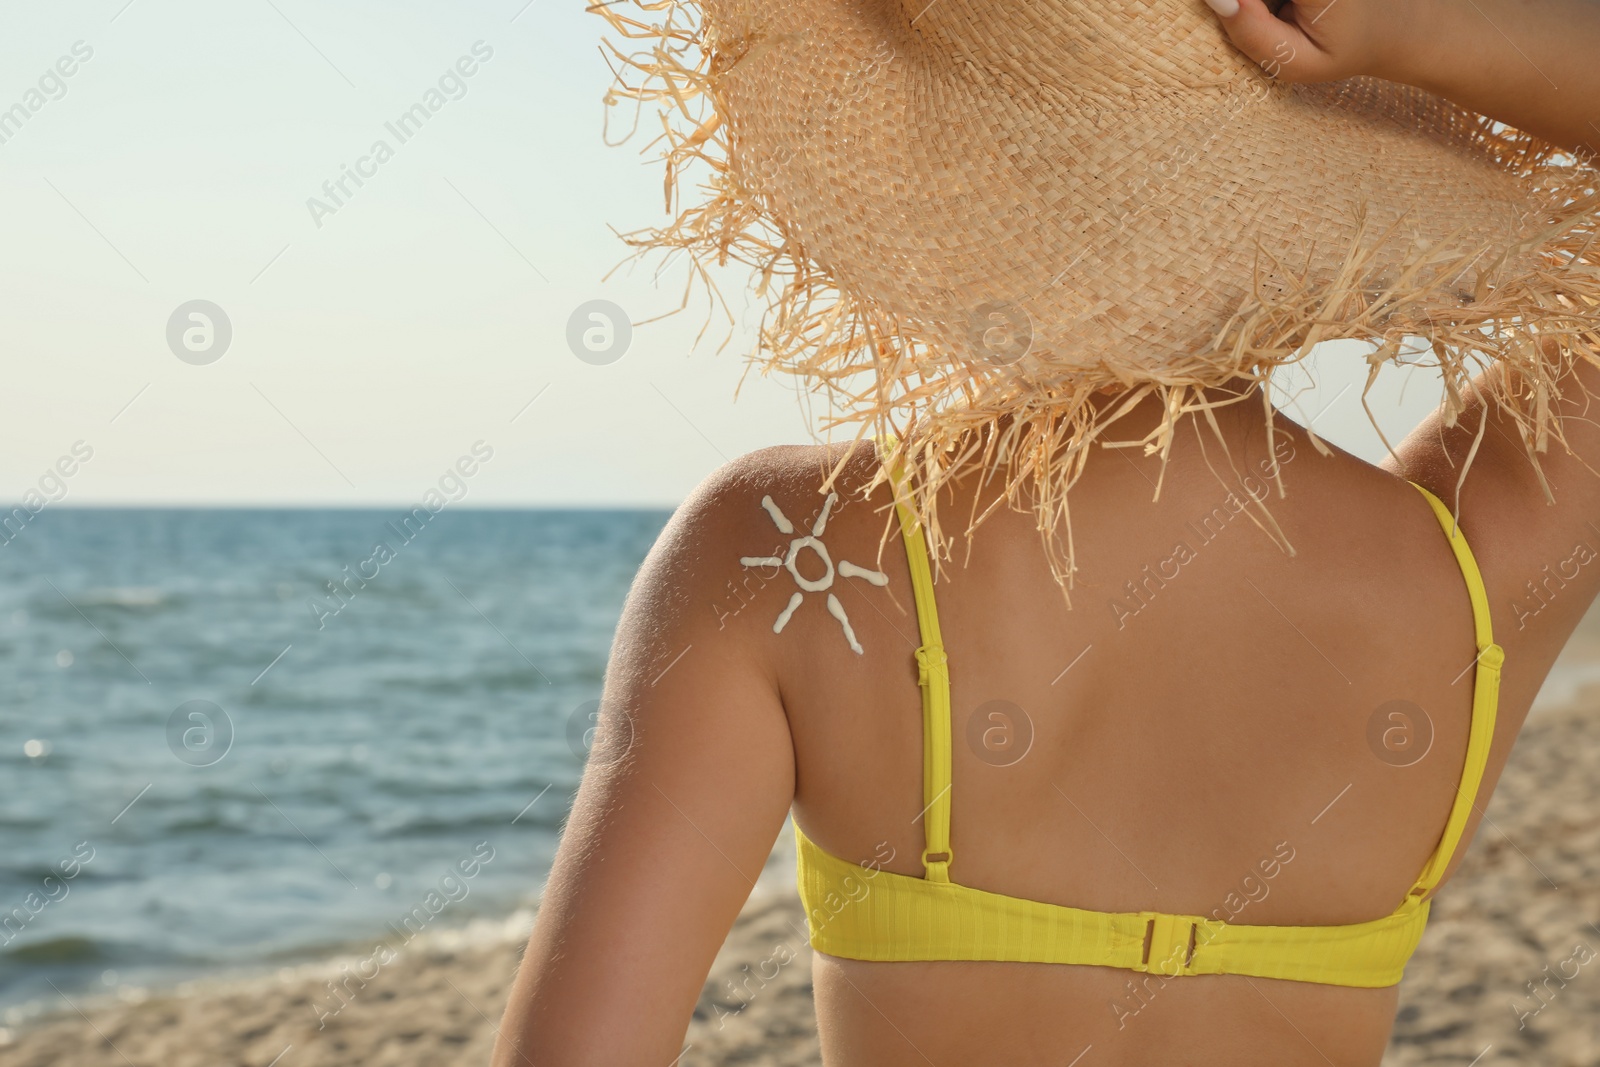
[598,0,1600,592]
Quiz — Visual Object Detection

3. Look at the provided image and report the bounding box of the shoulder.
[1385,368,1600,673]
[682,441,879,515]
[619,441,886,642]
[653,442,880,562]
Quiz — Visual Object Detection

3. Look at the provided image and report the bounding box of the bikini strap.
[1405,481,1504,899]
[878,435,954,884]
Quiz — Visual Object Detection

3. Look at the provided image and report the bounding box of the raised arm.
[493,459,796,1067]
[1203,0,1600,684]
[1203,0,1600,683]
[1205,0,1600,155]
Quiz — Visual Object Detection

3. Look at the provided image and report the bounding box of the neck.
[1093,376,1269,441]
[967,377,1272,452]
[941,377,1291,509]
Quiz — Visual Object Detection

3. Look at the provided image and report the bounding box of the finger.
[1202,0,1319,76]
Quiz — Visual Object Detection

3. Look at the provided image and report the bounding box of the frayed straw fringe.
[595,0,1600,600]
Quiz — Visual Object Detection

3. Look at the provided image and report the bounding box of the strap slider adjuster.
[915,644,948,687]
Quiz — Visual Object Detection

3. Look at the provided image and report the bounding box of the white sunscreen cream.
[738,492,888,654]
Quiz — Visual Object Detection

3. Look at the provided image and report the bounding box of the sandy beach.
[8,693,1600,1066]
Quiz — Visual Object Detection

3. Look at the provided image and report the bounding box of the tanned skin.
[495,3,1600,1063]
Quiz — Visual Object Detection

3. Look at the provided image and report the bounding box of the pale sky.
[0,0,1447,507]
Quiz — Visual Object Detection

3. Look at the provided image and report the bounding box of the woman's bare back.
[763,374,1600,1064]
[494,368,1600,1067]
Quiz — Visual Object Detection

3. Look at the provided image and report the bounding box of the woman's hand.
[1202,0,1600,156]
[1201,0,1422,83]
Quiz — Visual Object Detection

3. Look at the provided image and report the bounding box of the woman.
[498,0,1600,1063]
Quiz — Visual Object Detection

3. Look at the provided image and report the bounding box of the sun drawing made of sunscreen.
[740,493,887,654]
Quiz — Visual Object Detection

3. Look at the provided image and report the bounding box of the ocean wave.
[0,935,112,965]
[0,862,109,887]
[0,934,199,979]
[369,807,565,837]
[159,813,256,836]
[80,587,168,609]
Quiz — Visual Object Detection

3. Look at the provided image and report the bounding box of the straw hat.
[598,0,1600,590]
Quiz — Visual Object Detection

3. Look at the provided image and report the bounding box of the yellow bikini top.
[794,449,1504,988]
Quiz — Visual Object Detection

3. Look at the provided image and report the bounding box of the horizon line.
[0,500,682,513]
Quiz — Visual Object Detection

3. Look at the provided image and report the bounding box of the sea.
[4,505,1600,1027]
[0,506,672,1023]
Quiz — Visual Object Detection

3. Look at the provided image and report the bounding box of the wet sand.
[8,694,1600,1066]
